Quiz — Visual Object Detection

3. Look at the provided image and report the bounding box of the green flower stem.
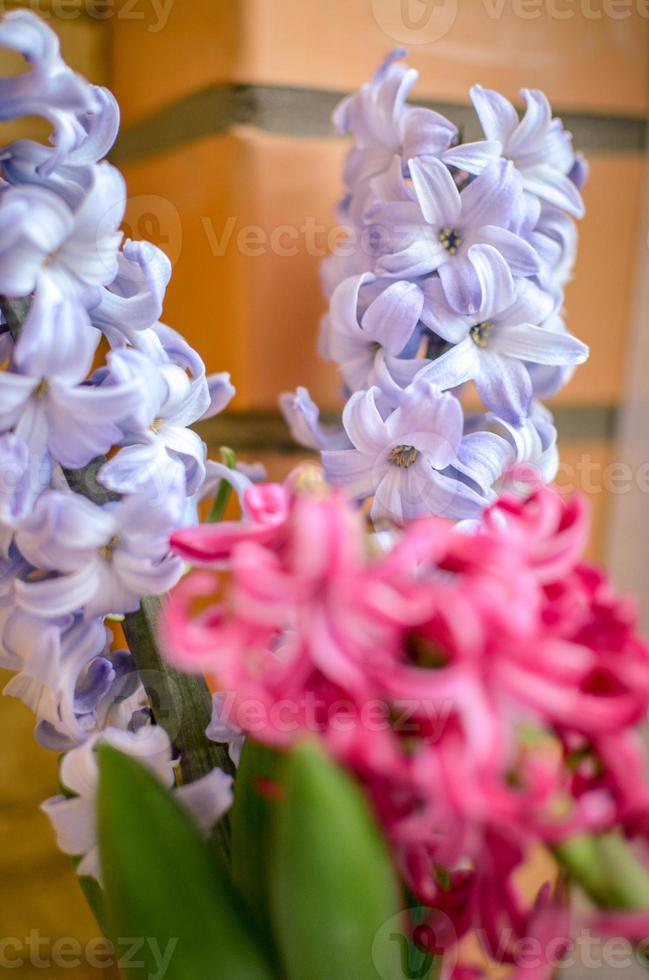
[206,446,237,523]
[554,833,649,911]
[122,597,234,864]
[122,597,234,782]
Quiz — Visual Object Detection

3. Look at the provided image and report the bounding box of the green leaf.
[98,745,277,980]
[270,739,404,980]
[76,869,109,936]
[231,739,286,945]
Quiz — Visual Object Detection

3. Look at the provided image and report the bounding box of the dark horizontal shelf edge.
[112,83,648,164]
[195,404,618,455]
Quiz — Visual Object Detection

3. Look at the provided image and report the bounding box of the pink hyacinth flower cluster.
[163,473,649,974]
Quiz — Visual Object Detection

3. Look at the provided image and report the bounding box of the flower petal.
[409,156,462,226]
[470,84,519,143]
[479,226,540,276]
[441,139,501,175]
[492,323,589,365]
[475,350,533,424]
[416,337,479,391]
[361,280,423,354]
[322,449,378,501]
[523,164,585,219]
[342,388,388,456]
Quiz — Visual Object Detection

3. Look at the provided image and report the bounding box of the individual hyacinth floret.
[281,51,589,524]
[0,9,237,865]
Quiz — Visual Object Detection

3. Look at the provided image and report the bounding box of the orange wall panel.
[111,1,649,124]
[559,154,647,406]
[112,0,241,125]
[120,128,344,409]
[239,0,649,116]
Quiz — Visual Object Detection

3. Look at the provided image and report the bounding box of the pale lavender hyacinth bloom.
[470,85,584,218]
[14,488,184,618]
[42,725,233,880]
[457,401,559,495]
[0,548,30,669]
[494,401,559,485]
[0,433,49,556]
[284,55,589,524]
[334,50,454,185]
[280,387,350,452]
[0,304,141,470]
[0,10,238,856]
[1,611,128,749]
[369,157,539,313]
[526,311,578,399]
[334,49,499,197]
[0,162,125,301]
[322,272,424,392]
[61,84,120,169]
[0,11,96,171]
[0,83,119,191]
[207,692,245,767]
[528,204,578,291]
[322,380,488,522]
[97,346,234,496]
[419,278,587,423]
[89,239,172,341]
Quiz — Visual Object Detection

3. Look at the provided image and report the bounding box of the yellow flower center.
[470,321,491,348]
[99,534,120,562]
[438,226,463,255]
[388,445,419,468]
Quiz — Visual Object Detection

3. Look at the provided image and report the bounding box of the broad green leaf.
[98,745,277,980]
[231,739,287,946]
[270,739,404,980]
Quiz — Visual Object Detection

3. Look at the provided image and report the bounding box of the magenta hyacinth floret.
[165,476,649,978]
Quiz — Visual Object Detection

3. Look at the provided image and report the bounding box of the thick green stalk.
[121,597,234,788]
[555,834,649,911]
[122,597,234,863]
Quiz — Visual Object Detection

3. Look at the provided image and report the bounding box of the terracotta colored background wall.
[1,1,648,976]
